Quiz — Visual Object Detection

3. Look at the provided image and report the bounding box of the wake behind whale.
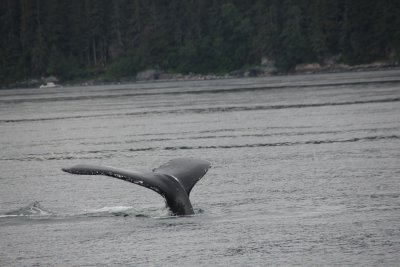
[62,158,211,216]
[3,201,52,217]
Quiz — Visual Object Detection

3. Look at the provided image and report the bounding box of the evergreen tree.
[278,1,309,70]
[1,0,399,86]
[309,0,328,62]
[0,0,22,82]
[31,28,47,75]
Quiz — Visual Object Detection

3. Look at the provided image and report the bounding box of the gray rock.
[27,79,41,87]
[136,69,161,81]
[295,63,322,73]
[44,76,59,83]
[261,57,275,68]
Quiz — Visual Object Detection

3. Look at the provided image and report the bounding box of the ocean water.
[0,70,399,266]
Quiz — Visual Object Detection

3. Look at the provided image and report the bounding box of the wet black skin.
[62,158,211,216]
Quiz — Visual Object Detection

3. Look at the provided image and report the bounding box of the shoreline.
[2,61,399,90]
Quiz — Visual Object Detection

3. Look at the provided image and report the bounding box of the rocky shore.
[3,61,399,89]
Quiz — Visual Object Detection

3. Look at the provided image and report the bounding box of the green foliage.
[31,30,47,75]
[47,46,82,80]
[270,1,314,71]
[309,0,328,61]
[106,51,144,78]
[1,0,399,85]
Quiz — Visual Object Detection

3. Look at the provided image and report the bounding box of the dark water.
[1,70,400,266]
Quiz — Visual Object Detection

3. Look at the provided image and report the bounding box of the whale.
[62,158,211,216]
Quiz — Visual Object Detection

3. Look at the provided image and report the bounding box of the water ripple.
[1,97,399,124]
[162,135,400,151]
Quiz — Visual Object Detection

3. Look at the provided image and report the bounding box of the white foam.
[0,214,20,218]
[90,206,133,213]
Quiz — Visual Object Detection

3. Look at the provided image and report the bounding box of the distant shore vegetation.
[1,0,400,86]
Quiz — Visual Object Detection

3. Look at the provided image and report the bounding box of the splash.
[2,201,52,217]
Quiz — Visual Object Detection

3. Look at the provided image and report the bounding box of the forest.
[1,0,399,85]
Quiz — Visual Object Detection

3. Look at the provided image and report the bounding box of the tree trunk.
[92,38,97,65]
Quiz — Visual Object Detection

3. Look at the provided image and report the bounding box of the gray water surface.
[1,70,400,266]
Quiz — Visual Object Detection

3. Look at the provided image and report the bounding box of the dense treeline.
[1,0,399,84]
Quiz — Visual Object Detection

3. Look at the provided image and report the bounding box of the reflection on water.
[1,70,400,266]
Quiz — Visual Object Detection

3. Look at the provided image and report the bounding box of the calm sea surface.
[1,70,400,266]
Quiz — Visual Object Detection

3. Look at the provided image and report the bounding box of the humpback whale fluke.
[62,158,211,216]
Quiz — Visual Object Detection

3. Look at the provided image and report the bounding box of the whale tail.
[62,158,211,216]
[152,158,211,196]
